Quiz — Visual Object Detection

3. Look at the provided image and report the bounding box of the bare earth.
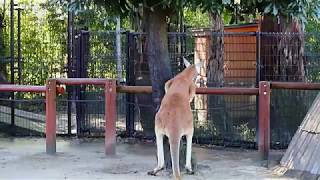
[0,137,295,180]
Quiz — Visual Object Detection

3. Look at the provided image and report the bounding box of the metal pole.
[67,9,73,136]
[105,80,117,155]
[10,0,15,127]
[125,32,135,137]
[17,8,21,85]
[46,79,57,154]
[258,81,270,161]
[116,16,122,82]
[255,32,261,148]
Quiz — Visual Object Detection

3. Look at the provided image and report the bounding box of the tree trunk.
[144,8,172,111]
[0,8,8,84]
[260,15,308,147]
[207,12,229,139]
[0,7,10,101]
[131,4,155,137]
[135,7,173,136]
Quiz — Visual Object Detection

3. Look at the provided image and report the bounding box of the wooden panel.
[225,69,256,77]
[224,53,256,61]
[225,25,259,33]
[224,36,256,44]
[224,43,256,52]
[225,61,256,69]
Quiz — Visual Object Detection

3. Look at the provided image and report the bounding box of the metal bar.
[258,81,270,161]
[56,78,107,85]
[256,32,261,86]
[10,0,15,127]
[125,32,135,137]
[255,32,261,148]
[46,79,57,155]
[271,82,320,90]
[105,80,117,155]
[17,8,22,85]
[67,5,74,136]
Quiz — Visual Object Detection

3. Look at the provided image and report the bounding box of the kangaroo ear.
[183,57,191,68]
[195,60,203,74]
[164,79,173,93]
[189,84,196,102]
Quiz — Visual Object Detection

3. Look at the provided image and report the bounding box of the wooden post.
[105,79,117,155]
[258,81,271,160]
[46,79,57,154]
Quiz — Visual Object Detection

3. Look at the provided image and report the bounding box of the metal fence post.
[10,0,15,128]
[126,32,135,137]
[46,79,57,154]
[255,31,261,148]
[105,79,117,155]
[258,81,270,161]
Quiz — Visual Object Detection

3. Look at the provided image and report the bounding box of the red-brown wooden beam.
[55,78,107,85]
[117,86,152,94]
[271,82,320,90]
[116,85,259,95]
[46,79,57,155]
[196,87,259,95]
[105,79,117,155]
[0,84,46,92]
[258,81,271,161]
[0,84,65,94]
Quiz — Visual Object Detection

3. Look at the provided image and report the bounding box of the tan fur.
[150,64,198,180]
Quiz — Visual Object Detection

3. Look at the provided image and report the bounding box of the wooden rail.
[2,79,319,162]
[0,84,46,92]
[116,86,259,95]
[271,82,320,90]
[55,78,108,85]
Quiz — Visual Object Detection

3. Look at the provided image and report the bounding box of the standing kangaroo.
[148,58,201,180]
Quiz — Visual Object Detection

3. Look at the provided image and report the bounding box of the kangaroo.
[148,58,201,180]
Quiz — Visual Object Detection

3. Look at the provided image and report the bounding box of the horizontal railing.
[1,78,319,163]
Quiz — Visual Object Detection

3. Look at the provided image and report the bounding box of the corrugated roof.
[300,93,320,133]
[280,93,320,175]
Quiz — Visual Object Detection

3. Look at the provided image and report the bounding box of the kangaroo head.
[183,57,203,81]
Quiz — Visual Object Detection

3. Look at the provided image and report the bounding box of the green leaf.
[272,5,278,15]
[264,3,272,14]
[222,0,231,5]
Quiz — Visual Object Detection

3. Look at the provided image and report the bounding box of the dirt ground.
[0,137,295,180]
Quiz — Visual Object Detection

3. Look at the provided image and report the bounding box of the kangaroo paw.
[147,167,164,176]
[185,167,194,175]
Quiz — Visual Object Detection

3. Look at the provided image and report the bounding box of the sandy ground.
[0,137,295,180]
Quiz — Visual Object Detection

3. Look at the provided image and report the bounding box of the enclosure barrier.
[51,78,117,155]
[2,80,320,161]
[0,84,64,155]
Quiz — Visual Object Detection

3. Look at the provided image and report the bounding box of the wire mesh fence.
[0,93,45,136]
[1,30,320,149]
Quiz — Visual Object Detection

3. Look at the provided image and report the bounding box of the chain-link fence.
[1,30,320,149]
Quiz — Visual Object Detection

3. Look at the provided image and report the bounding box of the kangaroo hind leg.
[185,133,194,174]
[148,132,165,176]
[169,135,182,180]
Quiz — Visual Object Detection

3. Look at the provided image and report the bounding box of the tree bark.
[260,15,305,81]
[207,12,229,139]
[135,7,173,136]
[0,6,8,84]
[131,4,155,137]
[144,8,172,111]
[260,15,308,147]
